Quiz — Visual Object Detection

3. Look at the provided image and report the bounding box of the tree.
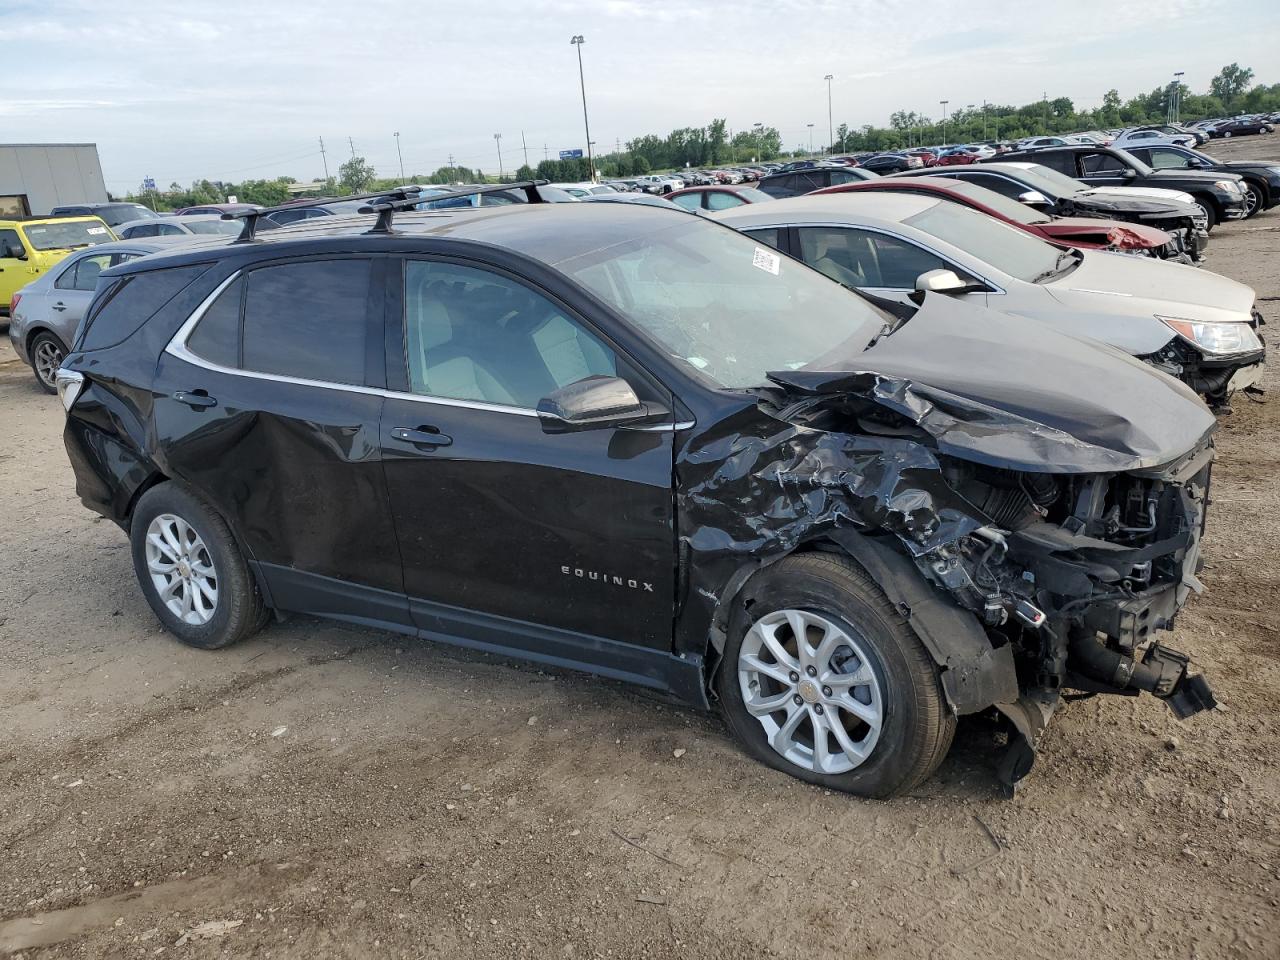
[339,156,376,194]
[1210,63,1254,109]
[835,123,850,153]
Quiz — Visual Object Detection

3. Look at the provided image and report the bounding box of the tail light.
[56,369,85,413]
[9,293,21,314]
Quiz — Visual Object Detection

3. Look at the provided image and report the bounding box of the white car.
[996,161,1200,208]
[711,192,1264,407]
[1113,129,1198,150]
[1017,136,1071,149]
[639,175,685,194]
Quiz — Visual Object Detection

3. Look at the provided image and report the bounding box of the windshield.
[184,219,244,236]
[998,163,1087,198]
[21,219,112,250]
[903,201,1062,282]
[932,179,1050,224]
[550,217,887,389]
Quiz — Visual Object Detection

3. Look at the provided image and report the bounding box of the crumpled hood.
[1042,217,1171,248]
[765,294,1216,474]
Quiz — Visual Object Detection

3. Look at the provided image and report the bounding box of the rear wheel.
[718,553,955,798]
[129,483,266,650]
[29,332,65,394]
[1223,130,1234,138]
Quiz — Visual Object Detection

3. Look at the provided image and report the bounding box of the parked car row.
[45,180,1240,800]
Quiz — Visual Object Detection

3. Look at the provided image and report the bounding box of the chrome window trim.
[164,269,692,429]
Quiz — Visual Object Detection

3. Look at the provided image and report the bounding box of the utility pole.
[807,123,814,154]
[318,136,329,181]
[543,143,549,161]
[494,133,503,180]
[966,104,975,141]
[982,101,988,141]
[940,100,949,144]
[447,154,455,181]
[570,35,597,183]
[348,136,356,159]
[824,74,834,155]
[753,122,763,161]
[1043,91,1049,131]
[394,131,404,181]
[521,131,529,170]
[1172,71,1185,123]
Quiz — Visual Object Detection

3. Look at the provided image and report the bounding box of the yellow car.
[0,216,116,316]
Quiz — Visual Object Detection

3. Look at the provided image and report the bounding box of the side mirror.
[4,242,26,260]
[1121,168,1136,178]
[536,376,666,433]
[915,269,986,296]
[1017,190,1051,207]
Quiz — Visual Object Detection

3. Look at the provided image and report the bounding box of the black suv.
[1119,143,1280,219]
[757,167,873,198]
[994,145,1247,228]
[57,186,1218,797]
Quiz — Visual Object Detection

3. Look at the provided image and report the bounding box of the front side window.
[184,260,370,385]
[404,260,616,408]
[1082,152,1128,175]
[0,228,23,259]
[797,227,950,289]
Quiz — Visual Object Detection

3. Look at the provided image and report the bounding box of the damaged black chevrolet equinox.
[57,184,1219,797]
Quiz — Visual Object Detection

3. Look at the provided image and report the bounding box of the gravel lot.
[2,138,1278,960]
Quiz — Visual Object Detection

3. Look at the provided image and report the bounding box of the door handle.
[173,390,217,410]
[52,302,67,311]
[391,426,452,448]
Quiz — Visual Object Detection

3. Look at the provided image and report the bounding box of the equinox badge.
[561,565,655,592]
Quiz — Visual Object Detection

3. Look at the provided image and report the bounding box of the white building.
[0,143,109,217]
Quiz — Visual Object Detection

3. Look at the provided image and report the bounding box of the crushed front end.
[921,443,1217,787]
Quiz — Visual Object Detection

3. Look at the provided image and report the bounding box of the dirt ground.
[2,137,1279,960]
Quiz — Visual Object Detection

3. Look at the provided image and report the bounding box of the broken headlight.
[1157,316,1262,356]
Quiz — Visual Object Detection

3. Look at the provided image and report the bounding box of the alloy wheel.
[1244,185,1262,217]
[737,608,884,775]
[33,339,64,390]
[145,513,219,625]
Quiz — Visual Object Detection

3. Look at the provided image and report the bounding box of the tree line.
[125,63,1276,206]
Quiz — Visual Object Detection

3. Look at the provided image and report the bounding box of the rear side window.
[184,260,371,385]
[242,260,369,384]
[79,264,209,351]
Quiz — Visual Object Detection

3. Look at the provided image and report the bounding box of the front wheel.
[718,553,956,798]
[129,483,267,650]
[1194,198,1218,230]
[1223,130,1234,138]
[1244,183,1265,218]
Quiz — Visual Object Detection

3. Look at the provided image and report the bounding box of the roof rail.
[361,180,552,234]
[222,180,553,242]
[222,186,424,243]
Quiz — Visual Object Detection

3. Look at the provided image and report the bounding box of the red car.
[665,184,773,211]
[935,148,981,166]
[903,149,938,167]
[812,176,1177,256]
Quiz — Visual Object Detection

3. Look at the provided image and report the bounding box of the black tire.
[718,552,956,798]
[1244,182,1265,218]
[28,331,65,394]
[1223,130,1233,139]
[129,483,266,650]
[1194,197,1218,230]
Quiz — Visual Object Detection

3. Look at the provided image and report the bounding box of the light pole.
[494,133,503,180]
[1173,70,1185,123]
[966,104,975,141]
[394,131,405,182]
[753,122,764,161]
[823,74,833,155]
[982,100,988,140]
[807,123,814,155]
[939,100,949,144]
[570,35,597,183]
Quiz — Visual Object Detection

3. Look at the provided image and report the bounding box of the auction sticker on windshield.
[752,246,781,276]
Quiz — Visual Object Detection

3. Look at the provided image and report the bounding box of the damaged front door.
[380,257,679,655]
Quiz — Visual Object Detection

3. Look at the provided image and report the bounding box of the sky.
[3,0,1277,192]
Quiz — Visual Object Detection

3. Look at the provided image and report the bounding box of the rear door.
[379,256,678,653]
[154,254,407,624]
